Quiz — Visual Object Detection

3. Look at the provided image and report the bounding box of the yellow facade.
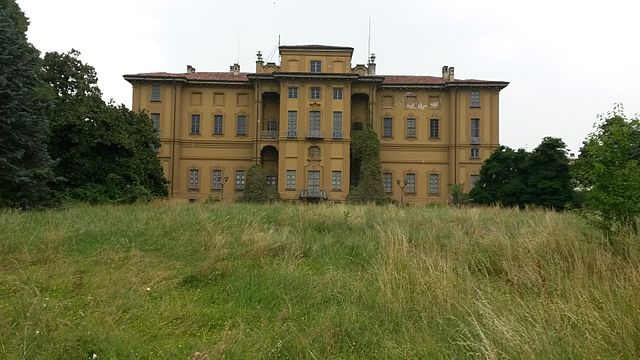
[124,45,508,204]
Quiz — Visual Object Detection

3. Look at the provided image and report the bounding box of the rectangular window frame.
[383,117,393,138]
[331,171,342,191]
[188,168,199,190]
[333,88,343,100]
[310,60,322,73]
[151,84,161,102]
[470,90,481,108]
[151,113,160,132]
[332,111,342,139]
[287,111,297,137]
[405,172,416,194]
[285,170,296,190]
[383,172,393,193]
[429,173,440,195]
[310,87,321,100]
[405,117,417,139]
[471,147,480,159]
[236,115,247,136]
[235,170,246,191]
[429,118,439,139]
[309,111,321,137]
[288,87,298,99]
[191,114,201,135]
[211,169,223,190]
[213,114,224,135]
[470,118,480,144]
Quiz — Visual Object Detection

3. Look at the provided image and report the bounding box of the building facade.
[124,45,508,204]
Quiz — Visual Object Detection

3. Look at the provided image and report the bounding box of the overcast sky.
[19,0,640,154]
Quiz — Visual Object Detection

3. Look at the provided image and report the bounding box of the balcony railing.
[470,136,481,145]
[286,129,297,138]
[332,131,343,139]
[306,130,324,139]
[260,130,279,139]
[299,189,327,200]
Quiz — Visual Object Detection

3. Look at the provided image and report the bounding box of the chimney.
[367,53,376,75]
[230,63,240,76]
[187,65,196,73]
[256,50,264,73]
[442,66,449,80]
[448,66,455,81]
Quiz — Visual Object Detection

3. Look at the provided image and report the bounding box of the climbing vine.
[348,126,390,204]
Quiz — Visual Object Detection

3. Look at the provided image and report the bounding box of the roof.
[124,72,507,88]
[279,44,354,54]
[381,75,508,86]
[123,72,251,82]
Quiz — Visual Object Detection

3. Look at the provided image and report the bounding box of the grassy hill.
[1,203,638,359]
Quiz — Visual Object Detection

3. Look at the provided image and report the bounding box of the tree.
[240,164,278,203]
[469,146,528,207]
[43,50,167,203]
[0,3,60,209]
[348,126,389,204]
[573,105,640,230]
[469,139,574,210]
[523,137,574,209]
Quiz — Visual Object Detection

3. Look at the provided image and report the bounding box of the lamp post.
[220,176,229,202]
[396,179,406,206]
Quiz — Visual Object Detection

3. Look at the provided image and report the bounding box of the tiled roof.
[124,72,507,86]
[124,72,251,82]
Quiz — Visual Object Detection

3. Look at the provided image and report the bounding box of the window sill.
[189,133,201,137]
[150,100,162,103]
[331,189,342,192]
[188,188,199,192]
[212,133,224,136]
[236,134,247,137]
[429,137,441,141]
[470,106,481,109]
[285,188,296,191]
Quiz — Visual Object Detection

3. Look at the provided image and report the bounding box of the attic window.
[310,60,322,73]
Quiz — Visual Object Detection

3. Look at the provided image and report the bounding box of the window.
[470,174,480,188]
[309,111,321,137]
[151,113,160,132]
[236,115,247,136]
[471,118,480,143]
[191,114,201,134]
[332,111,342,138]
[331,171,342,191]
[405,173,416,193]
[267,120,278,132]
[430,118,439,138]
[383,117,393,138]
[266,176,277,188]
[470,90,480,108]
[235,170,246,190]
[333,88,343,100]
[188,168,199,190]
[288,87,298,99]
[213,114,223,135]
[383,173,392,193]
[310,87,321,100]
[151,84,161,102]
[471,147,480,159]
[310,60,322,72]
[429,173,440,194]
[406,117,416,138]
[287,111,297,137]
[286,170,296,190]
[212,169,223,190]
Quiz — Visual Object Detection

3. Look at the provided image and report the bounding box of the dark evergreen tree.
[0,3,60,209]
[469,146,528,207]
[523,137,574,209]
[240,164,278,203]
[42,50,167,203]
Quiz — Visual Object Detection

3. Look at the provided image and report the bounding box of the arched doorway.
[260,145,278,189]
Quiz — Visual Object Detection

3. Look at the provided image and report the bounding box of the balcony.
[471,136,481,145]
[260,130,279,139]
[306,130,324,139]
[299,189,327,200]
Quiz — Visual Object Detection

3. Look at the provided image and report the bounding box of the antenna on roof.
[278,34,281,63]
[236,34,241,64]
[265,35,280,63]
[367,17,371,60]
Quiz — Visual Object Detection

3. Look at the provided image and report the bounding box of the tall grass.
[0,203,638,358]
